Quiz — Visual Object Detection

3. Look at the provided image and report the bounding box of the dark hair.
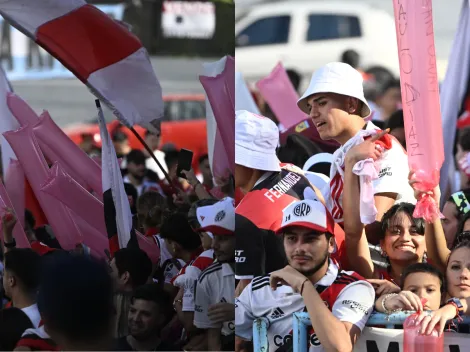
[458,127,470,152]
[455,212,470,245]
[380,203,425,239]
[365,66,395,86]
[25,209,35,230]
[4,249,41,293]
[198,154,209,165]
[136,191,167,228]
[160,212,202,251]
[131,283,174,323]
[286,69,301,92]
[114,248,152,288]
[38,255,114,343]
[377,79,400,97]
[112,130,128,143]
[277,134,323,168]
[341,50,360,68]
[0,308,34,351]
[164,150,180,169]
[188,199,219,230]
[386,109,404,131]
[401,263,445,294]
[126,149,146,165]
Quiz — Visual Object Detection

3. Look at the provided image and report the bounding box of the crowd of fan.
[0,130,235,351]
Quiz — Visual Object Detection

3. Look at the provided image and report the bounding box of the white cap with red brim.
[196,197,235,235]
[276,199,335,235]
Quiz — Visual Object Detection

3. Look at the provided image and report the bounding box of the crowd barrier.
[252,312,470,352]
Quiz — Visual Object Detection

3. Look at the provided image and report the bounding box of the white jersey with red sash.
[328,121,416,224]
[235,260,375,351]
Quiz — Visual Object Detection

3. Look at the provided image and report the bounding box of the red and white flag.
[0,0,163,132]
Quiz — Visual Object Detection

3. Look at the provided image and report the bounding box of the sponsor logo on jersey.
[195,305,203,313]
[295,120,309,133]
[270,307,285,320]
[378,167,392,178]
[341,300,370,315]
[235,250,246,263]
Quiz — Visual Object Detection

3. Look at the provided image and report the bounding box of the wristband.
[4,238,16,249]
[382,293,400,315]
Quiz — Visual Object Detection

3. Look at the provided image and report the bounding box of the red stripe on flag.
[36,4,141,82]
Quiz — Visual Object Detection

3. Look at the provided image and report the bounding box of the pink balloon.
[6,93,38,126]
[74,217,109,260]
[33,111,102,197]
[3,125,82,249]
[0,179,30,248]
[199,56,235,174]
[392,0,444,221]
[136,231,160,264]
[4,159,25,227]
[41,162,106,235]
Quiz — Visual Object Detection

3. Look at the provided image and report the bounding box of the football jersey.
[149,233,185,284]
[328,121,416,223]
[194,262,235,336]
[236,165,346,279]
[235,261,375,351]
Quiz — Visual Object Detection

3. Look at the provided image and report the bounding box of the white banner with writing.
[162,1,215,39]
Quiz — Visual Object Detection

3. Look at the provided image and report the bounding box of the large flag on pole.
[0,65,17,175]
[0,0,163,132]
[439,0,470,197]
[98,100,132,255]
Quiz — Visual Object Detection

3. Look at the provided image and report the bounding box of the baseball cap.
[196,197,235,235]
[235,110,281,172]
[297,62,371,118]
[276,199,335,235]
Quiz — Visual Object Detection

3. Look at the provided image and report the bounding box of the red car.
[64,94,208,171]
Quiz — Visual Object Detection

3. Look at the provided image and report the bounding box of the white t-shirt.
[194,262,235,336]
[22,304,41,328]
[235,261,375,351]
[328,121,416,223]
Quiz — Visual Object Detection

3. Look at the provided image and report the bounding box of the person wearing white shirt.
[235,200,375,352]
[297,62,415,244]
[3,249,42,328]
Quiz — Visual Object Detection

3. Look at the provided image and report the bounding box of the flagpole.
[94,100,176,194]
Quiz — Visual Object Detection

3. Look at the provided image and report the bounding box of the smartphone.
[177,149,194,179]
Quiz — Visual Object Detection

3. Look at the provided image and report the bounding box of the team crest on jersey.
[295,120,309,133]
[200,215,205,221]
[215,210,225,222]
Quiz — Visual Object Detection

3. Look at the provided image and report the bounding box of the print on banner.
[162,1,215,39]
[0,4,124,81]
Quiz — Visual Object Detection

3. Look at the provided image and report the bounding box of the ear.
[121,271,131,285]
[328,236,335,254]
[8,276,16,288]
[347,97,359,114]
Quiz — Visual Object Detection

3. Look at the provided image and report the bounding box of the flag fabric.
[439,0,470,197]
[98,102,132,255]
[0,0,163,132]
[0,65,18,175]
[202,56,234,183]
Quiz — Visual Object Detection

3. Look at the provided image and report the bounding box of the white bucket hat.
[235,110,281,172]
[297,62,371,118]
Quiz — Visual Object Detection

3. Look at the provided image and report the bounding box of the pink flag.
[0,0,163,132]
[0,66,18,175]
[200,56,235,181]
[256,62,307,130]
[392,0,444,221]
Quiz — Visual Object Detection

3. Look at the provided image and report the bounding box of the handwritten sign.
[393,0,444,220]
[0,4,124,81]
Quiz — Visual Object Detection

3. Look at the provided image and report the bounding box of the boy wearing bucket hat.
[234,110,346,291]
[297,62,415,239]
[194,198,235,351]
[235,199,374,351]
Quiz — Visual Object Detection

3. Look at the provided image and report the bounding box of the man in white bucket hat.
[297,62,415,243]
[234,110,346,294]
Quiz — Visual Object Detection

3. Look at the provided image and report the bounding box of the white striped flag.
[97,100,132,254]
[0,0,163,132]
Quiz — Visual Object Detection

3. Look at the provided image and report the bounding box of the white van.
[235,1,400,86]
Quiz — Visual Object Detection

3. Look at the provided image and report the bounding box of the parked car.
[64,94,208,171]
[235,0,400,87]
